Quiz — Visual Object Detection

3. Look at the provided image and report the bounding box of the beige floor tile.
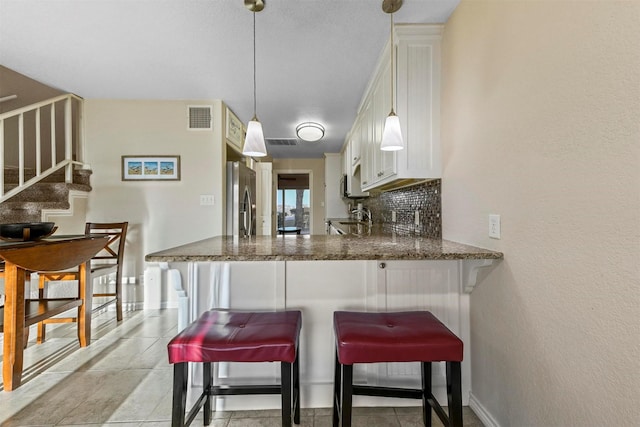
[351,414,401,426]
[227,417,283,427]
[312,407,333,417]
[352,406,396,416]
[313,415,334,427]
[1,309,485,427]
[231,409,283,419]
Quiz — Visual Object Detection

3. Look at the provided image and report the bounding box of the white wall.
[441,1,639,426]
[84,99,226,288]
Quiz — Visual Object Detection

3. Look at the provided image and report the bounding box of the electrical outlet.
[489,214,501,239]
[414,210,420,226]
[391,211,396,222]
[200,195,214,206]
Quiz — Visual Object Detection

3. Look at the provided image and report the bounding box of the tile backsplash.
[366,180,441,238]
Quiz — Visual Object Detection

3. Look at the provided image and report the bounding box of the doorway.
[276,173,310,235]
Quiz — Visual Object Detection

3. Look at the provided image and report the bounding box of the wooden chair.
[36,221,128,343]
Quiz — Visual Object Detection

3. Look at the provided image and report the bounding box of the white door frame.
[273,169,314,235]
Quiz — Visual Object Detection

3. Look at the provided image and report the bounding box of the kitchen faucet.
[351,207,373,226]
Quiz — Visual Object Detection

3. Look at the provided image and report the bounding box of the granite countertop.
[145,234,503,262]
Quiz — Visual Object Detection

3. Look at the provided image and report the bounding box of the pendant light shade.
[243,1,267,157]
[381,113,403,151]
[244,117,267,156]
[380,0,404,151]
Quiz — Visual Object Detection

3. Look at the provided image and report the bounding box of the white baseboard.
[469,392,500,427]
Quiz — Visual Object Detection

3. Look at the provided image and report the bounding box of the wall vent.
[188,106,212,130]
[266,138,298,146]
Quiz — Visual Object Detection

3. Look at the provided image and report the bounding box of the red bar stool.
[332,311,463,427]
[168,310,302,427]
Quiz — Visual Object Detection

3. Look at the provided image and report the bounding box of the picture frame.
[122,155,181,181]
[226,107,244,150]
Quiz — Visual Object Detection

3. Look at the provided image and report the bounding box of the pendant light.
[242,0,267,157]
[380,0,404,151]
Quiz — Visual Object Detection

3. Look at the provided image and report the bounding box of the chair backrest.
[85,222,128,269]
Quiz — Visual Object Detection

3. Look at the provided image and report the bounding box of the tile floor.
[0,309,483,426]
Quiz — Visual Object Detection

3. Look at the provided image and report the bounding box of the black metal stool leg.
[342,364,353,427]
[447,362,463,427]
[293,351,300,424]
[332,352,341,427]
[203,362,212,425]
[172,362,188,427]
[281,361,293,427]
[422,362,432,427]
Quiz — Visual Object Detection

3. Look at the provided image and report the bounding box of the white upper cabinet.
[350,25,442,191]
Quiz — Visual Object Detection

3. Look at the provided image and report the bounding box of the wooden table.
[0,235,109,391]
[277,227,302,235]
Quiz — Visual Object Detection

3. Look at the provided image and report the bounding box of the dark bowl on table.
[0,222,57,241]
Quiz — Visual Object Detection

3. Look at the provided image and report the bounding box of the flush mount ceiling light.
[380,0,404,151]
[296,122,325,142]
[242,0,267,157]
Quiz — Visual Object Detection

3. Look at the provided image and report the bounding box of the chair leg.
[447,362,463,427]
[203,362,212,426]
[341,364,353,427]
[172,362,188,427]
[37,276,47,344]
[115,277,123,321]
[293,350,300,424]
[422,362,432,427]
[281,361,293,427]
[332,352,341,427]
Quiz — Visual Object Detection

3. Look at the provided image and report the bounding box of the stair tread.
[1,168,92,223]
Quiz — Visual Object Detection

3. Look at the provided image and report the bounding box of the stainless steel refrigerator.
[226,161,256,237]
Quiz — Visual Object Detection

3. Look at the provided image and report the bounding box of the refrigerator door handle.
[243,187,253,237]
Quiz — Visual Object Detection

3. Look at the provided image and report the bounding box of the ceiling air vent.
[188,106,212,130]
[266,138,298,146]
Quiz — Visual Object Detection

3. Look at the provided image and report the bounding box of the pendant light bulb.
[380,0,404,151]
[243,3,267,157]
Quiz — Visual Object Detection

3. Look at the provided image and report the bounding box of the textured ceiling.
[0,0,459,158]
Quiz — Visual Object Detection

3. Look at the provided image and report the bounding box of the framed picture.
[226,107,244,150]
[122,155,180,181]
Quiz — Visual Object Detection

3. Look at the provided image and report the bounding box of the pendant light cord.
[390,12,395,115]
[252,11,257,119]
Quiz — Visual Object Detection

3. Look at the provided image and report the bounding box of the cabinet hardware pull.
[379,262,386,269]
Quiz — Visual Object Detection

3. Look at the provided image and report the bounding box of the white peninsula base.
[146,258,495,411]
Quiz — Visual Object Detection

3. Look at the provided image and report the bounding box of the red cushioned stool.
[168,310,302,427]
[332,311,463,427]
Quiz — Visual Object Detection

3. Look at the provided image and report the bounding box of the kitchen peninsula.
[146,234,502,410]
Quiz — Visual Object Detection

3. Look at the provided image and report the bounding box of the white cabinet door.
[350,124,361,171]
[371,60,395,185]
[393,26,442,182]
[342,138,351,176]
[370,260,470,405]
[358,25,443,192]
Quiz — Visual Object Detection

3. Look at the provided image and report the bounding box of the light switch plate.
[200,195,214,206]
[489,214,501,239]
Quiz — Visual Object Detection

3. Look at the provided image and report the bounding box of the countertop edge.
[145,235,504,263]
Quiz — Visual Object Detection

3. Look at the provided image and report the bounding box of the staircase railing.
[0,94,86,203]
